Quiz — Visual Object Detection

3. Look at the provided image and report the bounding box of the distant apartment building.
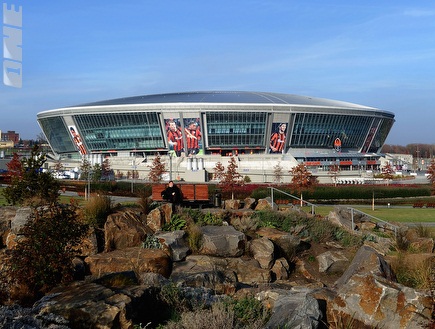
[0,130,20,146]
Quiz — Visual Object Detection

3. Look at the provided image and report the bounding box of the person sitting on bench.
[161,181,182,209]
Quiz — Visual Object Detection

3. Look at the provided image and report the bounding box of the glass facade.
[205,112,267,148]
[38,116,77,154]
[74,112,163,151]
[290,113,380,149]
[368,117,394,153]
[36,92,395,158]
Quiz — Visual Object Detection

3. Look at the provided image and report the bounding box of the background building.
[37,91,395,183]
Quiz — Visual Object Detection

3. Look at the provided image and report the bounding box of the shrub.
[83,194,113,229]
[142,235,163,249]
[223,295,271,328]
[197,212,223,226]
[1,202,89,304]
[163,214,187,231]
[3,145,60,207]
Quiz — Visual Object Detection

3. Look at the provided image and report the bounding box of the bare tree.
[273,162,284,184]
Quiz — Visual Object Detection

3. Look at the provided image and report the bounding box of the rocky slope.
[0,200,433,329]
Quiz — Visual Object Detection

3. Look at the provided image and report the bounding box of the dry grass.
[390,252,434,289]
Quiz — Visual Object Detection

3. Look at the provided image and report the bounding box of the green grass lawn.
[300,204,435,224]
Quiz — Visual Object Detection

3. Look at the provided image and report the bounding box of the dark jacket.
[161,185,182,203]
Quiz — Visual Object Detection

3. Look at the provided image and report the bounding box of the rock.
[271,257,290,280]
[323,245,433,329]
[138,272,169,287]
[85,246,172,278]
[34,281,165,329]
[334,245,396,287]
[224,199,241,210]
[256,226,310,255]
[227,257,272,285]
[10,207,32,234]
[0,304,70,329]
[255,198,274,211]
[155,230,190,261]
[243,197,256,209]
[104,210,149,252]
[170,255,238,294]
[316,250,349,274]
[146,207,164,232]
[258,287,323,329]
[250,237,275,269]
[330,274,433,329]
[199,225,246,257]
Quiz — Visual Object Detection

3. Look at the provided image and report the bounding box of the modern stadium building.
[36,91,395,183]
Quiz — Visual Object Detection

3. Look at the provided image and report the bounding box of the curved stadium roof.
[69,91,393,115]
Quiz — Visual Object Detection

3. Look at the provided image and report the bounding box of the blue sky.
[1,1,435,145]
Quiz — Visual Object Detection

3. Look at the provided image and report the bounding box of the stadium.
[36,91,395,183]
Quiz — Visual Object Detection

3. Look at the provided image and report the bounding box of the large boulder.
[258,287,323,329]
[314,246,434,329]
[34,280,165,329]
[256,226,310,255]
[227,257,272,284]
[199,225,246,257]
[146,203,172,232]
[330,273,433,329]
[170,255,238,294]
[104,210,149,252]
[334,245,396,287]
[85,246,172,278]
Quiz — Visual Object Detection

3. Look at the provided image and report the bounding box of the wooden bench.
[152,183,210,205]
[413,202,424,208]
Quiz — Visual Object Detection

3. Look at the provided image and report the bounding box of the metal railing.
[269,187,317,215]
[347,207,399,237]
[269,187,399,236]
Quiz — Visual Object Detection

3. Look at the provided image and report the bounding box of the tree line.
[382,143,435,158]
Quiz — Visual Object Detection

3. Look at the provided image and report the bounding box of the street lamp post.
[169,153,173,181]
[87,170,92,200]
[131,159,137,194]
